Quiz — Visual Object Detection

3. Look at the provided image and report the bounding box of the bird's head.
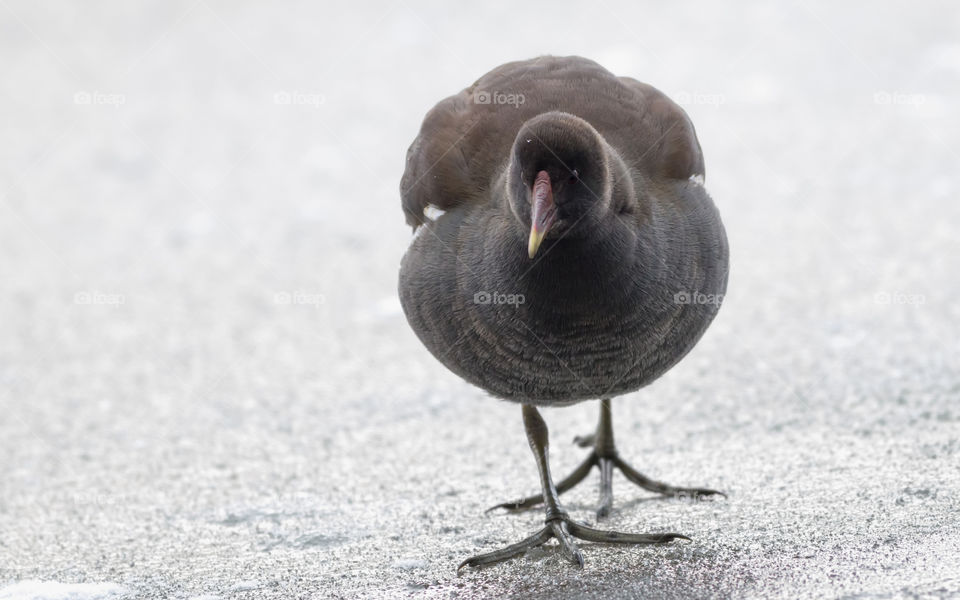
[507,111,613,258]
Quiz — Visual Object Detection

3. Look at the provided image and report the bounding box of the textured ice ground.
[0,582,126,600]
[1,1,959,599]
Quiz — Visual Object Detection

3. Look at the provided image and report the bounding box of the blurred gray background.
[1,1,958,599]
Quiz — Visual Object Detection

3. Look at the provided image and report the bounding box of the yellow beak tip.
[528,230,545,259]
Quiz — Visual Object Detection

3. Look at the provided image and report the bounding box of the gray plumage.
[399,55,728,406]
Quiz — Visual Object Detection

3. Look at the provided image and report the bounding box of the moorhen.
[398,55,729,570]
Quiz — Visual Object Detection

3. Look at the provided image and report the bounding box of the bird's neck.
[474,209,641,312]
[482,163,651,305]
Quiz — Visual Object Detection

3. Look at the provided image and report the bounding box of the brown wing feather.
[615,77,705,180]
[400,92,477,229]
[399,56,704,229]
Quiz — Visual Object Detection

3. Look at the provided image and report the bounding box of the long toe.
[614,456,726,499]
[548,520,585,568]
[457,528,553,573]
[596,457,615,520]
[566,520,691,545]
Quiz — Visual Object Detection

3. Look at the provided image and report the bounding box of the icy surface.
[0,582,126,600]
[1,1,959,599]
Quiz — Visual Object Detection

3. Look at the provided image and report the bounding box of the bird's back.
[401,56,702,229]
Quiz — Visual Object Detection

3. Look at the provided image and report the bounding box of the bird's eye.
[568,169,579,184]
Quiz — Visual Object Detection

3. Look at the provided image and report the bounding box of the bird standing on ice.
[398,55,729,570]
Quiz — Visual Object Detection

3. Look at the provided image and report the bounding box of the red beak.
[528,170,556,258]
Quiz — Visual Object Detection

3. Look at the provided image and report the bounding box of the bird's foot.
[613,453,725,505]
[458,510,688,572]
[488,443,724,519]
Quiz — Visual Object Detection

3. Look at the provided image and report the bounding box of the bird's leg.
[594,398,618,518]
[594,399,725,505]
[489,399,725,520]
[459,405,687,572]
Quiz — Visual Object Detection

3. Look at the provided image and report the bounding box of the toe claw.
[485,495,544,513]
[485,501,517,513]
[571,548,585,568]
[456,558,475,574]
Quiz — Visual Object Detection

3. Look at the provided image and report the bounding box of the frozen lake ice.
[1,1,959,598]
